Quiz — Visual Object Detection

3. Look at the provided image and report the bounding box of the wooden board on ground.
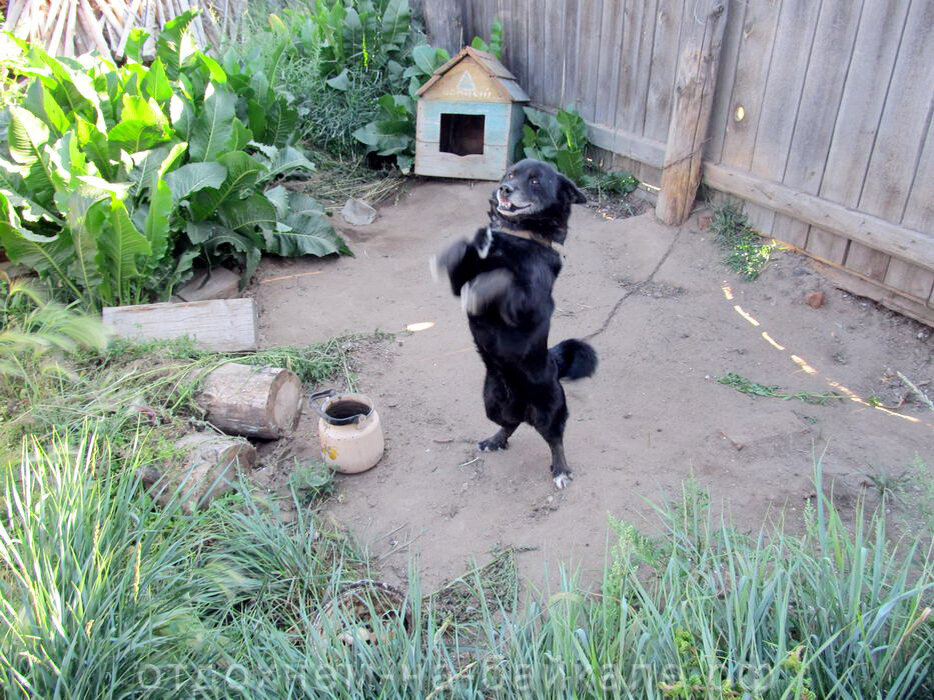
[102,298,257,351]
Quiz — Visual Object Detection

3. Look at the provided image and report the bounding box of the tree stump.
[142,433,255,513]
[197,363,303,439]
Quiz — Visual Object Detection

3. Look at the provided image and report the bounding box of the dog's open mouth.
[496,194,531,216]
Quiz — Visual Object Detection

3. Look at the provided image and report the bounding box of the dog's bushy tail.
[550,339,598,380]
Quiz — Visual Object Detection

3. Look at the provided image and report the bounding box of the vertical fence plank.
[704,0,747,163]
[817,0,911,278]
[542,0,566,108]
[715,0,781,235]
[560,0,579,108]
[746,0,820,240]
[769,0,863,249]
[571,0,603,121]
[643,0,685,143]
[593,0,625,126]
[656,0,729,225]
[615,0,657,137]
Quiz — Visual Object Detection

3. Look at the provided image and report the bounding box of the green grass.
[717,372,846,405]
[1,281,931,696]
[1,417,931,697]
[710,203,775,280]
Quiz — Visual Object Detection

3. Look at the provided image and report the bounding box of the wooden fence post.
[656,1,728,226]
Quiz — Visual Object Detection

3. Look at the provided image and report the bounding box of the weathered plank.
[571,0,603,122]
[656,0,729,225]
[423,0,466,56]
[593,0,625,126]
[643,0,685,143]
[542,0,566,108]
[560,0,579,108]
[859,0,934,221]
[525,0,545,102]
[902,116,934,233]
[769,1,864,250]
[102,298,258,351]
[718,0,781,171]
[821,0,911,209]
[746,0,821,238]
[615,0,658,136]
[816,262,934,327]
[703,0,746,162]
[703,163,934,268]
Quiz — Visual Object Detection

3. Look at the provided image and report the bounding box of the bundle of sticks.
[2,0,246,61]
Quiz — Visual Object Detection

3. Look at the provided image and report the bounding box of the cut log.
[197,362,303,439]
[142,433,255,513]
[102,298,257,351]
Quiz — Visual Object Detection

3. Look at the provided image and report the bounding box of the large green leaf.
[107,119,170,153]
[62,187,109,299]
[156,10,198,80]
[125,29,150,64]
[97,198,151,304]
[143,178,173,270]
[189,84,236,161]
[0,198,83,300]
[74,117,117,181]
[21,46,98,121]
[164,161,227,201]
[23,79,70,137]
[141,58,174,101]
[190,152,265,221]
[7,106,51,166]
[203,226,262,286]
[7,107,61,207]
[265,191,348,257]
[262,98,298,148]
[254,145,316,183]
[218,192,277,232]
[120,95,170,130]
[0,157,61,224]
[380,0,412,49]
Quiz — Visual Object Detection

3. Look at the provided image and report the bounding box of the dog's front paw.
[552,472,572,489]
[460,269,513,316]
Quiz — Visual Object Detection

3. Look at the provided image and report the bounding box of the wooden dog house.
[415,47,529,181]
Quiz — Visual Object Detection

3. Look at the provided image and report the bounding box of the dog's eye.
[530,177,540,185]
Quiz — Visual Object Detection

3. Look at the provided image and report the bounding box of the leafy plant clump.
[0,12,348,311]
[521,106,589,183]
[711,202,774,280]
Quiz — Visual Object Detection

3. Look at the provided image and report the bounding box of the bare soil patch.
[251,180,933,591]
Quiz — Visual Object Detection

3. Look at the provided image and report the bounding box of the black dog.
[432,159,597,488]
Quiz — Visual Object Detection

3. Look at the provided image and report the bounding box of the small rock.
[697,214,713,230]
[341,198,378,225]
[792,267,810,277]
[805,291,825,308]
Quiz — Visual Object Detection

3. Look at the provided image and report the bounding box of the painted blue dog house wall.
[415,47,530,181]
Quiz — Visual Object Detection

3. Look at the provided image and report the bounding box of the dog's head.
[489,159,587,244]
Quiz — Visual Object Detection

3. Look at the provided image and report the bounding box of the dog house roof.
[415,47,530,104]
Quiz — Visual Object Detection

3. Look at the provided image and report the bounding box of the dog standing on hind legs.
[431,159,597,489]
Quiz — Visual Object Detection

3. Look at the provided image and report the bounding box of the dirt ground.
[251,180,933,592]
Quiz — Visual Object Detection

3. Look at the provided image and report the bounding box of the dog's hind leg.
[479,371,522,452]
[528,384,573,488]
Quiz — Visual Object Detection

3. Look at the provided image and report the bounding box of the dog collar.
[493,227,554,248]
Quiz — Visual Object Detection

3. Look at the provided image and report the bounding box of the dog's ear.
[559,173,587,205]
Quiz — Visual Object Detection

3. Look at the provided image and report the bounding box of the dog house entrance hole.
[440,113,485,156]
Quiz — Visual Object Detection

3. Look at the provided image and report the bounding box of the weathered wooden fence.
[460,0,934,324]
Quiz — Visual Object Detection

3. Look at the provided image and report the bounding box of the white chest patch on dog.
[477,226,493,259]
